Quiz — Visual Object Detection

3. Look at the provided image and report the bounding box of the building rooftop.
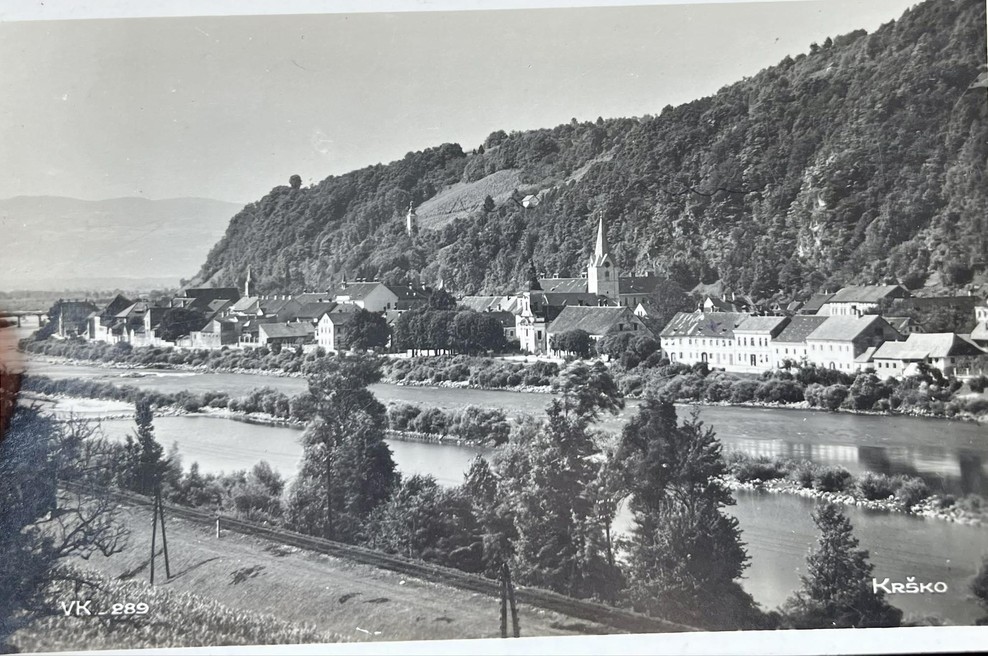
[806,315,894,342]
[660,312,748,339]
[259,322,315,339]
[826,285,908,304]
[548,305,641,336]
[873,333,985,360]
[538,277,588,294]
[775,315,829,343]
[735,315,789,334]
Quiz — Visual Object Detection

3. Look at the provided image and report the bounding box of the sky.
[0,0,922,205]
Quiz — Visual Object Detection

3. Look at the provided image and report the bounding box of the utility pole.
[149,488,171,584]
[499,563,520,638]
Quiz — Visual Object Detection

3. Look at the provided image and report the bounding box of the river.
[18,357,988,623]
[27,358,988,496]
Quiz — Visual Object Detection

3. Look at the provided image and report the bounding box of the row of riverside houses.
[459,213,988,379]
[661,285,988,380]
[72,269,431,352]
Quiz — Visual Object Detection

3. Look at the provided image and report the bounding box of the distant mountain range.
[0,196,243,291]
[191,0,987,302]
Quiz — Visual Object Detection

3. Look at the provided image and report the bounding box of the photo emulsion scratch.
[0,0,986,653]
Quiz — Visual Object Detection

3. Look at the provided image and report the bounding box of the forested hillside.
[193,0,987,302]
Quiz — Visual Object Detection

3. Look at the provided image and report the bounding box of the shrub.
[814,466,853,493]
[821,384,850,411]
[856,472,897,500]
[894,478,931,509]
[754,379,805,404]
[729,454,787,483]
[728,379,761,403]
[956,494,984,514]
[969,376,988,393]
[789,462,817,488]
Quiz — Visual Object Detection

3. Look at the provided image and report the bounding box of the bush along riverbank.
[723,452,987,526]
[617,361,988,423]
[21,375,512,447]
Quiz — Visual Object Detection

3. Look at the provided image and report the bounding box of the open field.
[55,502,618,646]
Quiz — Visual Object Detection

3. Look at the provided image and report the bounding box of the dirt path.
[76,504,614,643]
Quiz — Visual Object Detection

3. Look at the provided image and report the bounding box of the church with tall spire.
[530,213,659,308]
[507,213,659,353]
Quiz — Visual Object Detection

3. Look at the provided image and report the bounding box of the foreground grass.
[11,569,343,652]
[44,504,611,645]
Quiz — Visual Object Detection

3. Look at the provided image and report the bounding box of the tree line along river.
[22,357,988,625]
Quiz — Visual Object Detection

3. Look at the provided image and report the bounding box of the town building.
[872,333,986,379]
[772,315,829,368]
[316,311,358,352]
[546,305,651,355]
[732,315,790,373]
[331,281,400,313]
[53,300,99,338]
[816,285,910,317]
[798,292,834,315]
[802,315,902,372]
[257,322,315,348]
[660,312,748,369]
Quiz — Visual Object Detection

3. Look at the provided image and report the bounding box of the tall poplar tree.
[284,356,398,543]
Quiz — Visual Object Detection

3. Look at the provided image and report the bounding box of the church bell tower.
[587,215,619,301]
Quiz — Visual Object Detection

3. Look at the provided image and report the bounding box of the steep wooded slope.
[193,0,987,301]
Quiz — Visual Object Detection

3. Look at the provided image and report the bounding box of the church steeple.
[592,214,610,264]
[244,266,252,297]
[587,214,619,301]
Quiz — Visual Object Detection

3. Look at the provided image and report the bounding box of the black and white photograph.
[1,0,987,653]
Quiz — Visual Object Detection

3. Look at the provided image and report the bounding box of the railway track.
[62,481,696,635]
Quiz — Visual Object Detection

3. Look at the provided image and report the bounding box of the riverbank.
[25,351,988,424]
[722,453,987,526]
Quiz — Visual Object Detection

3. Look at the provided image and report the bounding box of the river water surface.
[23,358,988,624]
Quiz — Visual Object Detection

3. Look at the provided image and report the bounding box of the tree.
[551,360,624,421]
[550,329,592,358]
[510,400,622,601]
[366,474,484,573]
[640,279,696,333]
[119,398,168,496]
[427,289,458,310]
[483,195,495,212]
[616,398,761,629]
[463,455,517,576]
[289,174,302,190]
[156,307,206,342]
[782,502,902,628]
[284,356,398,542]
[1,409,128,648]
[340,309,390,351]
